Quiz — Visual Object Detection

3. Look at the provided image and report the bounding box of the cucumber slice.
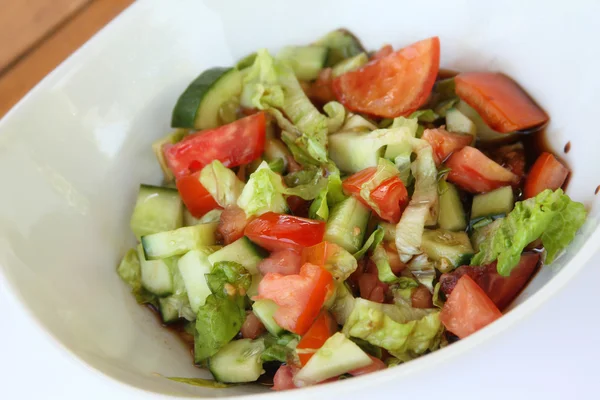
[294,332,371,386]
[141,223,218,260]
[421,229,474,268]
[315,29,366,67]
[171,67,242,130]
[471,186,514,221]
[137,245,174,296]
[329,131,384,173]
[438,183,467,231]
[208,339,265,383]
[130,185,183,240]
[324,197,370,253]
[446,108,476,138]
[178,248,218,313]
[252,299,284,336]
[331,52,368,77]
[152,130,187,183]
[277,45,329,81]
[207,237,266,275]
[158,260,195,323]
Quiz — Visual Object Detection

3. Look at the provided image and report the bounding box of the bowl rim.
[1,0,599,398]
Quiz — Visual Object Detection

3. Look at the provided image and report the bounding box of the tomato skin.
[272,365,297,391]
[343,169,409,223]
[455,72,548,133]
[422,128,473,166]
[440,275,503,338]
[244,212,326,252]
[256,263,333,335]
[296,310,337,366]
[176,171,220,218]
[370,44,393,61]
[349,355,386,376]
[258,249,302,276]
[333,37,440,118]
[445,146,518,193]
[164,112,266,179]
[523,152,569,199]
[241,311,266,339]
[440,253,540,311]
[217,206,247,245]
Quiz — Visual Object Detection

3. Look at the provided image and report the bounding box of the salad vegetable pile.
[117,30,587,390]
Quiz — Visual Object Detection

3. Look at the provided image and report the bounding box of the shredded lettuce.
[409,109,439,123]
[262,333,299,363]
[305,163,347,221]
[354,226,384,259]
[390,277,420,307]
[322,245,358,281]
[343,298,443,361]
[406,254,436,292]
[471,189,587,276]
[199,160,245,208]
[237,161,289,217]
[117,248,157,305]
[324,101,346,133]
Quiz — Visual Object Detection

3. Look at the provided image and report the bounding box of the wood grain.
[0,0,135,118]
[0,0,91,73]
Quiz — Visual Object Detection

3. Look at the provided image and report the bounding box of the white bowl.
[1,0,599,398]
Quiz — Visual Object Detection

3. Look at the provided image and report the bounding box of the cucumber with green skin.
[130,184,183,240]
[324,197,370,253]
[471,186,514,221]
[208,339,265,383]
[277,45,329,81]
[171,67,242,130]
[438,183,467,231]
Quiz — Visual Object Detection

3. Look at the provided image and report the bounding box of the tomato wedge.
[440,253,540,311]
[176,171,220,218]
[440,274,502,338]
[445,146,518,193]
[296,310,337,366]
[217,206,248,245]
[455,72,549,133]
[273,365,296,391]
[370,44,393,61]
[257,263,333,335]
[305,68,336,105]
[244,212,326,252]
[523,152,569,199]
[332,37,440,118]
[258,248,302,276]
[422,128,473,166]
[164,112,266,179]
[342,168,409,223]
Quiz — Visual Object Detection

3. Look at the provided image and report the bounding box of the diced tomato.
[411,285,434,309]
[440,253,540,311]
[371,44,393,61]
[241,311,265,339]
[440,275,503,338]
[296,310,337,366]
[332,37,440,118]
[343,169,409,223]
[422,128,473,166]
[258,249,302,276]
[176,171,220,218]
[523,152,569,199]
[256,263,333,335]
[455,72,549,133]
[445,146,518,193]
[217,206,248,245]
[486,142,526,180]
[305,68,336,105]
[272,365,297,391]
[164,112,266,179]
[287,195,311,218]
[349,355,386,376]
[244,212,326,252]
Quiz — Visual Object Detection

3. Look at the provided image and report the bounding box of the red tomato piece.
[296,310,337,366]
[440,275,503,338]
[244,212,326,252]
[455,72,549,133]
[332,37,440,118]
[217,206,248,245]
[305,68,336,105]
[523,152,569,199]
[370,44,393,61]
[241,311,266,339]
[256,263,333,335]
[258,249,302,276]
[421,128,473,166]
[486,142,526,181]
[301,241,346,268]
[349,355,386,376]
[411,285,434,309]
[343,169,409,223]
[440,253,540,311]
[272,365,297,391]
[176,171,220,218]
[164,112,266,179]
[445,146,518,193]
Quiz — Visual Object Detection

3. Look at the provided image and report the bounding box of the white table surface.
[1,256,596,400]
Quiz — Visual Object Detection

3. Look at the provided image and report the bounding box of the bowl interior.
[0,0,599,398]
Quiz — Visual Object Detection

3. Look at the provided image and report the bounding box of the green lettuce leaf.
[117,248,157,305]
[199,160,245,208]
[237,161,288,217]
[409,109,439,123]
[390,277,420,307]
[353,226,385,259]
[206,261,252,295]
[406,254,436,292]
[261,333,299,363]
[324,101,346,133]
[432,282,445,308]
[267,158,285,174]
[471,189,587,276]
[309,188,329,221]
[370,243,414,284]
[343,298,443,362]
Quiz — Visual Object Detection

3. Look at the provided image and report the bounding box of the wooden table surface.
[0,0,135,118]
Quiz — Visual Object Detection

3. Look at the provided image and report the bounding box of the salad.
[117,30,587,390]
